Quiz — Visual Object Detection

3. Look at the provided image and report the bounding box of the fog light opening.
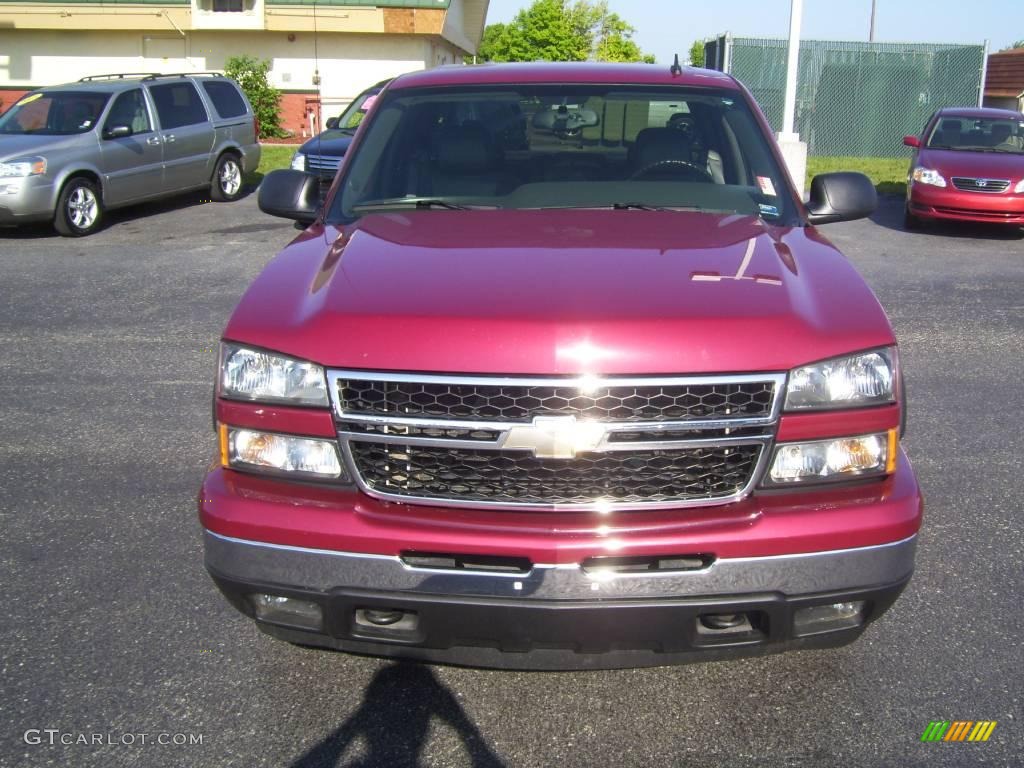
[250,593,323,631]
[354,607,420,633]
[363,609,405,626]
[700,612,745,630]
[793,600,866,637]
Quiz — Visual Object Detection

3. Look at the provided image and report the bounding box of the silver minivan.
[0,73,261,236]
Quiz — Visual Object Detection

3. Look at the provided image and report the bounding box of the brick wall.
[0,88,30,115]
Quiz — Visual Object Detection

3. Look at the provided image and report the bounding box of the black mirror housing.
[806,172,877,225]
[325,117,340,129]
[103,125,132,140]
[258,169,321,224]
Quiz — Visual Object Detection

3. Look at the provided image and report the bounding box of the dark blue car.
[290,79,390,183]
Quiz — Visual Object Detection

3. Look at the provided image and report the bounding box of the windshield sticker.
[757,176,777,196]
[16,93,43,106]
[758,203,780,218]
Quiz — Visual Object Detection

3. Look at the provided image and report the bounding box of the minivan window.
[202,80,247,119]
[330,85,795,225]
[149,82,208,129]
[104,89,152,135]
[0,91,110,135]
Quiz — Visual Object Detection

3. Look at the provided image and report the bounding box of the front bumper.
[909,183,1024,224]
[205,530,916,669]
[0,174,57,224]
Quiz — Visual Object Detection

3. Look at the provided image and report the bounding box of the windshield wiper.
[611,202,673,212]
[353,197,476,213]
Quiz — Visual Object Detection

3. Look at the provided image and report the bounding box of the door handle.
[146,136,161,147]
[164,134,176,144]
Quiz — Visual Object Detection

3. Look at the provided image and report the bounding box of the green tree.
[477,0,652,64]
[689,39,705,68]
[224,55,287,139]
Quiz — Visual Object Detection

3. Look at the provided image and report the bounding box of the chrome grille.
[306,154,341,177]
[352,443,763,506]
[336,376,775,422]
[329,371,785,511]
[951,177,1010,193]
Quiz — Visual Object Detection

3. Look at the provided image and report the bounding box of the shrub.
[224,55,288,139]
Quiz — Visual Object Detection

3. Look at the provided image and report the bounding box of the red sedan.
[904,107,1024,229]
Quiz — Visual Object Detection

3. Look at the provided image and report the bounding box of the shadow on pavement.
[289,662,506,768]
[0,185,258,240]
[869,195,1024,240]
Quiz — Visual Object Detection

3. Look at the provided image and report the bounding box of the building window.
[197,0,253,12]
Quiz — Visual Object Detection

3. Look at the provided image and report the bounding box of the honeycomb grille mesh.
[350,443,762,506]
[338,379,775,422]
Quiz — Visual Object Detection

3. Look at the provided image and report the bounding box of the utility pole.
[778,0,808,197]
[869,0,877,42]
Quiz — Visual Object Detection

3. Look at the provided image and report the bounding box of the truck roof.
[389,62,740,91]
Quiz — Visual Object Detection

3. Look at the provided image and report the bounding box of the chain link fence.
[705,37,986,157]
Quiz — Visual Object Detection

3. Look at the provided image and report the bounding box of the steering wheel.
[630,159,714,182]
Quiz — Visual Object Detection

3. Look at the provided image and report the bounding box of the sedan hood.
[919,147,1024,180]
[298,131,355,156]
[226,210,894,375]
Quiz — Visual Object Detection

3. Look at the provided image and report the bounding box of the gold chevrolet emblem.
[503,416,607,459]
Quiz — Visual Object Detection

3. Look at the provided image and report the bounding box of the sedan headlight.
[290,152,307,171]
[911,167,946,188]
[785,348,895,410]
[1014,179,1024,193]
[765,430,897,486]
[220,344,328,407]
[221,426,345,479]
[0,156,46,178]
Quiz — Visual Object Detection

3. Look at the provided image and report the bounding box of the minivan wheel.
[54,178,103,237]
[211,153,244,202]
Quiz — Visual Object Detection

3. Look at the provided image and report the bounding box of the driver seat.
[630,127,723,183]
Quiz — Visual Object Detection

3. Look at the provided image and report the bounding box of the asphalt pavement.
[1,190,1021,768]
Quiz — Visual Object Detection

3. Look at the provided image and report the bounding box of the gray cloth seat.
[425,123,508,198]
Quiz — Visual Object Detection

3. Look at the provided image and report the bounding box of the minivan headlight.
[0,156,46,178]
[911,167,946,188]
[290,152,307,171]
[220,344,328,406]
[785,349,895,410]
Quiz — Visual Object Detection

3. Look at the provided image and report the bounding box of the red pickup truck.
[199,63,922,669]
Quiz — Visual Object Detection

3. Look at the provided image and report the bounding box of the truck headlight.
[221,426,345,479]
[220,344,328,406]
[290,152,307,171]
[765,430,897,486]
[785,348,895,410]
[911,167,946,188]
[0,156,46,178]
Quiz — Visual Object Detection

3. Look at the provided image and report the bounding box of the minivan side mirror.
[903,135,921,148]
[103,125,132,140]
[325,117,340,130]
[805,172,877,225]
[258,169,320,224]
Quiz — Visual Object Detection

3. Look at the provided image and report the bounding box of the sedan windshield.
[0,91,110,136]
[926,115,1024,153]
[329,84,795,224]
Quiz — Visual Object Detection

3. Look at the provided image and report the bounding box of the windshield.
[332,89,379,132]
[926,115,1024,153]
[328,84,796,224]
[0,91,110,135]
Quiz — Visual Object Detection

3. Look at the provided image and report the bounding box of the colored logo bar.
[921,721,997,742]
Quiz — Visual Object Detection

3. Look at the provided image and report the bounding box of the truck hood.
[225,210,895,375]
[918,147,1024,179]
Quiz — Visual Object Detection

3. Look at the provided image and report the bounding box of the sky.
[483,0,1024,61]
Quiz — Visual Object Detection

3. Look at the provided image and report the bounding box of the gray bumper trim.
[204,531,917,600]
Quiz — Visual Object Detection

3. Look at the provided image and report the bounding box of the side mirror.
[903,135,921,148]
[258,169,320,224]
[805,172,877,225]
[103,125,132,140]
[325,117,339,130]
